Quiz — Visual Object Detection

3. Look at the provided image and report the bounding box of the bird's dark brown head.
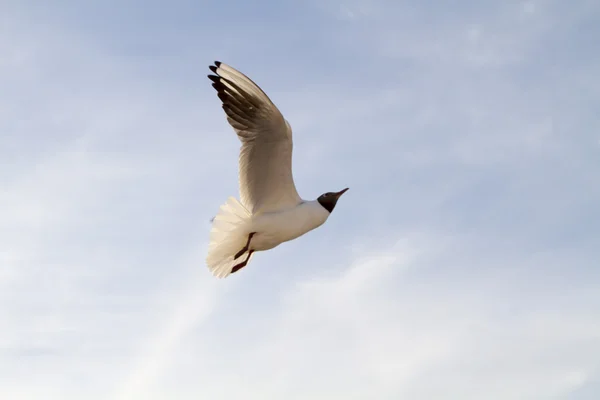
[317,188,349,213]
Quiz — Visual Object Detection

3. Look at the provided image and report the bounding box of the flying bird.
[206,61,348,278]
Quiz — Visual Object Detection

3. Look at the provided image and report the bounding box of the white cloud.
[137,231,599,400]
[110,245,225,400]
[0,8,226,399]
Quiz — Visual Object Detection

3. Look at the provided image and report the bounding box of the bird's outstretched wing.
[208,61,302,214]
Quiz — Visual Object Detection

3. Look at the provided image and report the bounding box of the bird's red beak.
[335,188,349,197]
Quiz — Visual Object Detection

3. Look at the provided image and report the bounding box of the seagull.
[205,61,349,278]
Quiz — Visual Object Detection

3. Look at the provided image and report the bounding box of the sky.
[1,0,599,399]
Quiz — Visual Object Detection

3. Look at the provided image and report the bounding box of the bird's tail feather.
[206,197,254,278]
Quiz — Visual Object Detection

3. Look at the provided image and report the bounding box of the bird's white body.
[206,197,330,278]
[205,61,346,278]
[250,201,330,251]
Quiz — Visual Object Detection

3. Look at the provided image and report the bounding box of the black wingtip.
[212,82,226,92]
[209,65,218,74]
[214,61,222,67]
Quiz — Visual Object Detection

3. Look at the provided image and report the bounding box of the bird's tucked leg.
[234,232,255,260]
[232,250,253,274]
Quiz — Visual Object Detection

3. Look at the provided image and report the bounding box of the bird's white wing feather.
[208,61,302,214]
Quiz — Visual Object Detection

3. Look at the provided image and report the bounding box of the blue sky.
[1,0,599,399]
